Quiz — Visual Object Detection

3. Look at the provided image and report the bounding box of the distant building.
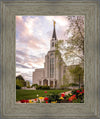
[32,21,73,88]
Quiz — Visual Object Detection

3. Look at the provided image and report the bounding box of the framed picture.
[16,15,85,104]
[0,0,100,119]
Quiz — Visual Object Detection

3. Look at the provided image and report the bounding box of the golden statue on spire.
[53,20,56,27]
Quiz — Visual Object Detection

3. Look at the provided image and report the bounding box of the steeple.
[50,20,58,51]
[52,20,57,40]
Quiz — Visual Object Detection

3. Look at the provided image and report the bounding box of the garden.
[16,88,84,103]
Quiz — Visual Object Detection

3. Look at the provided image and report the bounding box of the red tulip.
[73,95,76,97]
[20,99,26,103]
[44,97,49,101]
[46,101,48,103]
[82,89,84,93]
[26,100,29,103]
[80,92,83,95]
[61,93,65,97]
[76,90,80,93]
[44,91,47,93]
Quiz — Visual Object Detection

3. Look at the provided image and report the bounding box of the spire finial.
[53,20,56,27]
[52,20,57,40]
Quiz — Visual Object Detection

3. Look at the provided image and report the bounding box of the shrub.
[47,92,60,103]
[16,85,21,89]
[71,88,84,102]
[68,83,79,87]
[36,85,50,90]
[27,86,30,88]
[31,84,38,88]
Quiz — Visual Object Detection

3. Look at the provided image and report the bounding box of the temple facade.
[32,21,68,88]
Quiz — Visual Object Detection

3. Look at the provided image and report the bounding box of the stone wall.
[33,68,44,85]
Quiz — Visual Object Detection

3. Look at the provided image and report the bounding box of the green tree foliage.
[16,85,21,89]
[16,75,26,88]
[56,16,84,65]
[26,80,30,88]
[31,84,38,88]
[68,65,84,84]
[61,73,70,87]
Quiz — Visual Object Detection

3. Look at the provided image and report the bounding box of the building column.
[53,80,55,88]
[48,79,50,86]
[41,80,43,86]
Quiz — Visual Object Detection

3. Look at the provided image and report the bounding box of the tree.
[16,75,25,80]
[56,16,85,65]
[26,80,30,88]
[16,75,26,87]
[68,65,84,87]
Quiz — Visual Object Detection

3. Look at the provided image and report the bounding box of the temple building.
[32,21,68,88]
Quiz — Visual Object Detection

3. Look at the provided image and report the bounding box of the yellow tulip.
[29,100,34,103]
[70,93,72,95]
[39,97,44,100]
[51,101,56,103]
[59,97,64,100]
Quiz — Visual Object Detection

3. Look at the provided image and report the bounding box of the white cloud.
[16,16,70,83]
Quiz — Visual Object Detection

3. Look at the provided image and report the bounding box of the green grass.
[16,89,70,101]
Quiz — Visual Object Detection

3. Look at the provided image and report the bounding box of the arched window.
[50,58,54,78]
[52,42,54,47]
[43,79,48,86]
[50,53,53,56]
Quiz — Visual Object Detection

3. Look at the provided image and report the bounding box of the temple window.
[52,42,54,47]
[50,58,54,78]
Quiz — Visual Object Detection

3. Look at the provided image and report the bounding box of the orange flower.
[34,98,37,101]
[68,95,76,102]
[68,97,72,102]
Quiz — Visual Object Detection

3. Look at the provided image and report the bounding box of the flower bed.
[17,88,84,103]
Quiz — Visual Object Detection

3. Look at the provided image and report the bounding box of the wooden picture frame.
[0,0,100,118]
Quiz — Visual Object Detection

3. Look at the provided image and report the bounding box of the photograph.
[16,16,84,103]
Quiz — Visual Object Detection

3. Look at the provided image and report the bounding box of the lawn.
[16,89,70,101]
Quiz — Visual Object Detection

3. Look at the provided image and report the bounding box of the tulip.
[26,100,29,103]
[76,90,80,93]
[73,95,76,97]
[61,93,65,97]
[51,101,56,103]
[59,97,64,100]
[20,100,26,103]
[29,100,34,103]
[70,93,72,95]
[34,98,37,101]
[44,97,49,101]
[68,95,76,102]
[39,97,44,100]
[82,89,84,93]
[80,92,83,94]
